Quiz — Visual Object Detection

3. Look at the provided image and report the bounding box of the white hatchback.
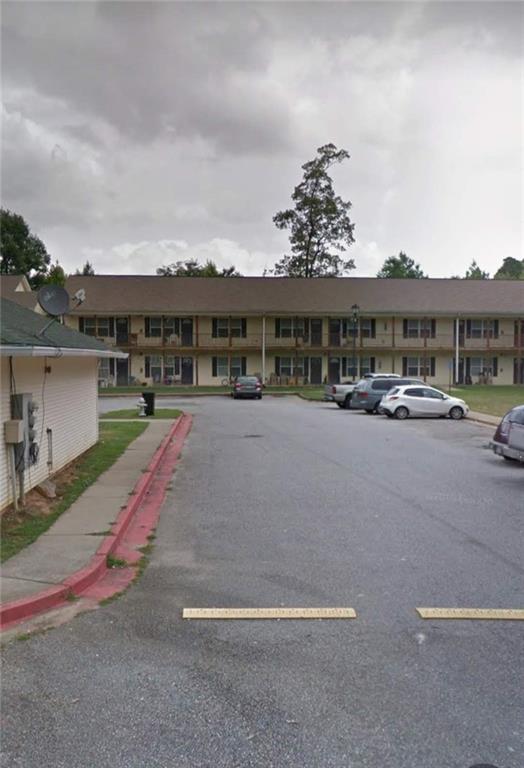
[380,385,469,420]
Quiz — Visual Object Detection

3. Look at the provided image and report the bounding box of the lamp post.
[351,303,360,381]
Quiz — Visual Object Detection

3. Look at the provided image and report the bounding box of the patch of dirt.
[1,461,81,530]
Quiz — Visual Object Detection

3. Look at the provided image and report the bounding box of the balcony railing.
[106,331,524,351]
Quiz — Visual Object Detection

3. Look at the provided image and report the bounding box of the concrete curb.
[99,391,229,398]
[0,415,191,628]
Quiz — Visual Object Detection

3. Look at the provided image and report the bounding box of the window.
[403,319,436,339]
[164,356,180,379]
[215,357,229,378]
[213,318,230,338]
[230,357,243,378]
[359,357,374,375]
[275,318,306,338]
[465,320,499,339]
[84,318,96,336]
[344,318,375,338]
[341,357,375,377]
[360,319,376,339]
[277,357,304,376]
[145,316,162,338]
[404,388,425,397]
[80,317,114,337]
[98,359,110,380]
[145,355,162,382]
[371,379,397,391]
[279,319,294,338]
[423,388,443,399]
[342,357,358,377]
[96,317,110,337]
[469,321,483,340]
[211,357,247,378]
[230,319,246,338]
[403,357,436,377]
[163,317,180,337]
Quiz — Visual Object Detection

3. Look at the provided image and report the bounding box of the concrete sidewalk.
[468,410,500,427]
[0,421,173,605]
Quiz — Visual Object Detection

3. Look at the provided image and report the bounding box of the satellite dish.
[37,285,70,317]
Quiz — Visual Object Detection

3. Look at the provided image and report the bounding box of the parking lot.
[2,395,522,768]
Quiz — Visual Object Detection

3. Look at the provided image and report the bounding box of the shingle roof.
[64,275,524,316]
[1,297,115,353]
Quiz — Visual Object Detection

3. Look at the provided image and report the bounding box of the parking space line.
[183,607,356,620]
[416,607,524,620]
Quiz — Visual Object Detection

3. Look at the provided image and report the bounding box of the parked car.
[507,422,524,462]
[323,380,358,408]
[323,373,400,409]
[231,376,263,400]
[379,385,469,420]
[489,405,524,461]
[350,377,424,413]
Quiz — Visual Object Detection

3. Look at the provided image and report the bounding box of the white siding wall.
[0,356,99,511]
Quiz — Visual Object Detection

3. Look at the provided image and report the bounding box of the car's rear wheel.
[394,406,409,420]
[344,395,352,409]
[449,406,464,420]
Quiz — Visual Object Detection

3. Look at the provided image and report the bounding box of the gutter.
[1,346,128,359]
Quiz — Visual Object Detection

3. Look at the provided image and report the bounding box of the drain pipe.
[47,427,53,470]
[455,317,460,384]
[9,446,18,513]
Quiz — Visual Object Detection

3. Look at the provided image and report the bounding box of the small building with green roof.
[1,297,127,510]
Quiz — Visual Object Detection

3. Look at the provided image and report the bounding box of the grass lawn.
[99,384,326,399]
[100,385,230,395]
[100,408,182,420]
[0,421,147,563]
[449,385,524,418]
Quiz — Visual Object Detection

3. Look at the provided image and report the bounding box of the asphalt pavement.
[2,396,523,768]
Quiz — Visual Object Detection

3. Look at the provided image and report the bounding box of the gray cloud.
[1,1,521,278]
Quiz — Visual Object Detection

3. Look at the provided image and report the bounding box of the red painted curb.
[0,415,191,628]
[0,584,69,626]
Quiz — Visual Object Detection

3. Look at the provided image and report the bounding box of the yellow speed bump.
[416,608,524,621]
[183,607,356,620]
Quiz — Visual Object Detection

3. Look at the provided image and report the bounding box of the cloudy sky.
[2,1,522,278]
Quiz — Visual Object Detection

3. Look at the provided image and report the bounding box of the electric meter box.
[4,420,24,444]
[11,393,39,469]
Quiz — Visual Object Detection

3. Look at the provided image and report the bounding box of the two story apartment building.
[61,276,524,388]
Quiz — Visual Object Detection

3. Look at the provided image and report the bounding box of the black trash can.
[142,391,155,416]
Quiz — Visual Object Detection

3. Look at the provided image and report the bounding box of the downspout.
[455,317,460,384]
[262,316,266,384]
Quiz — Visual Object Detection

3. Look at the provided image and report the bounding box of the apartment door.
[116,358,129,386]
[329,319,341,347]
[181,319,193,346]
[328,357,340,384]
[310,357,323,384]
[310,319,323,346]
[181,357,193,384]
[115,317,129,344]
[514,358,524,384]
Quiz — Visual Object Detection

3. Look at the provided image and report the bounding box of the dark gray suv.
[350,377,424,413]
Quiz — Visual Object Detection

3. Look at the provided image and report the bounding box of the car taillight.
[389,396,399,400]
[331,386,337,394]
[235,383,241,388]
[360,392,368,398]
